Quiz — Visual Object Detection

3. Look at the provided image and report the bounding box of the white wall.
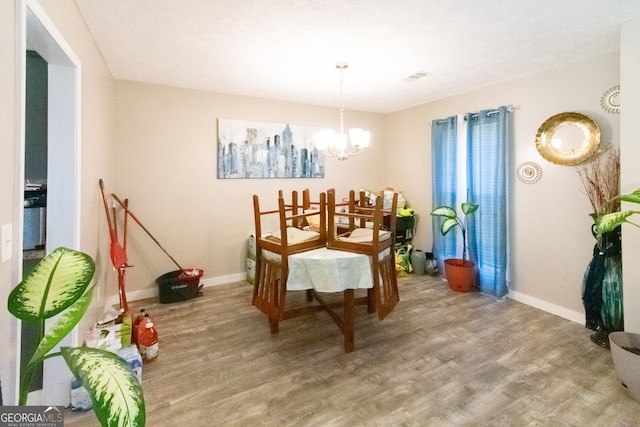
[620,19,640,333]
[386,53,621,322]
[112,80,388,299]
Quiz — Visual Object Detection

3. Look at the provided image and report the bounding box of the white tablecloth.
[287,247,373,292]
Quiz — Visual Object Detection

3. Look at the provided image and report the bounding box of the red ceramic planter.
[444,259,476,292]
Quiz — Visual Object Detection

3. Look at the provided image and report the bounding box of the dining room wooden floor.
[64,274,640,426]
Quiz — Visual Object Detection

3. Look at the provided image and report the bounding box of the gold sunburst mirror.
[535,112,601,166]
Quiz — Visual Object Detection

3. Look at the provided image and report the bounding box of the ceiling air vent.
[406,71,430,81]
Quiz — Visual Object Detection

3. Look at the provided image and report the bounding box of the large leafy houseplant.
[430,202,479,262]
[593,187,640,334]
[7,247,145,427]
[597,188,640,400]
[578,150,624,345]
[595,188,640,235]
[430,202,479,292]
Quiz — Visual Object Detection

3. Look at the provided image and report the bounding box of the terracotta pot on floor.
[444,259,476,292]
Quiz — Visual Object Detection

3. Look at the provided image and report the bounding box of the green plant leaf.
[61,347,145,427]
[440,218,459,236]
[8,247,95,321]
[431,206,457,218]
[617,188,640,205]
[27,288,94,367]
[461,202,479,215]
[596,211,636,234]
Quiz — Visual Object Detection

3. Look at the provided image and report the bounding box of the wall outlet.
[1,223,12,263]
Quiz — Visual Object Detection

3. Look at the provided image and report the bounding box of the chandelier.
[315,62,370,160]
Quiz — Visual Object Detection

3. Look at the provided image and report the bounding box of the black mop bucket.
[110,193,205,304]
[156,268,204,304]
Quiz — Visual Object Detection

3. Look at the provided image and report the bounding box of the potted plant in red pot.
[431,202,479,292]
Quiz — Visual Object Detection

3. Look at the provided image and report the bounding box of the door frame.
[13,0,81,405]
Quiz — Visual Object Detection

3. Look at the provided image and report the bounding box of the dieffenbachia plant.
[8,247,145,427]
[431,202,479,262]
[596,188,640,235]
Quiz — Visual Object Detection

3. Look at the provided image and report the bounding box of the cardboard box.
[247,257,256,284]
[95,318,132,352]
[248,235,256,260]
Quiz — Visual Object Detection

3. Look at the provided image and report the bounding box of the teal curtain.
[431,116,457,269]
[465,106,510,297]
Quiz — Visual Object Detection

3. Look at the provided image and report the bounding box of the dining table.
[285,246,375,352]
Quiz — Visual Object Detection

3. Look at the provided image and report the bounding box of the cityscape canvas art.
[217,119,325,179]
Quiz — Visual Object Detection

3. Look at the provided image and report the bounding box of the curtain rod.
[429,104,520,125]
[465,105,518,120]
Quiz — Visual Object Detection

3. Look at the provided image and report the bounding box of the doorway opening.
[21,48,49,396]
[15,0,81,406]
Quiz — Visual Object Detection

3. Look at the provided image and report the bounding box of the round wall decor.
[516,161,543,184]
[600,85,620,114]
[535,112,601,165]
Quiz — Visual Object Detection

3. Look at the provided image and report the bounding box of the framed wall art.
[217,119,325,179]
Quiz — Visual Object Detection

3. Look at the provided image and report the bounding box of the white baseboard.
[104,273,249,310]
[201,272,247,288]
[507,289,584,325]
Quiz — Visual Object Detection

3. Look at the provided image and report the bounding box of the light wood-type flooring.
[64,274,640,426]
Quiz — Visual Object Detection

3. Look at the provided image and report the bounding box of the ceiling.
[74,0,640,114]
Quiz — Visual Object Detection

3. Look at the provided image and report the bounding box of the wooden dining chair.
[327,188,399,320]
[252,190,327,332]
[277,188,323,231]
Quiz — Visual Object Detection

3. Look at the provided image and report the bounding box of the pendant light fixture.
[315,62,370,160]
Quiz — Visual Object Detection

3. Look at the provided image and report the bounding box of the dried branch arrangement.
[577,148,620,216]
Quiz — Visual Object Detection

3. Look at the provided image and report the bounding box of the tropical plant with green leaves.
[430,202,479,261]
[8,247,145,427]
[596,188,640,235]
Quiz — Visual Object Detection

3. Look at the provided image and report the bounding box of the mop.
[110,193,201,280]
[99,179,130,312]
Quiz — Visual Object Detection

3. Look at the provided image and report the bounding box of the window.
[432,107,511,297]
